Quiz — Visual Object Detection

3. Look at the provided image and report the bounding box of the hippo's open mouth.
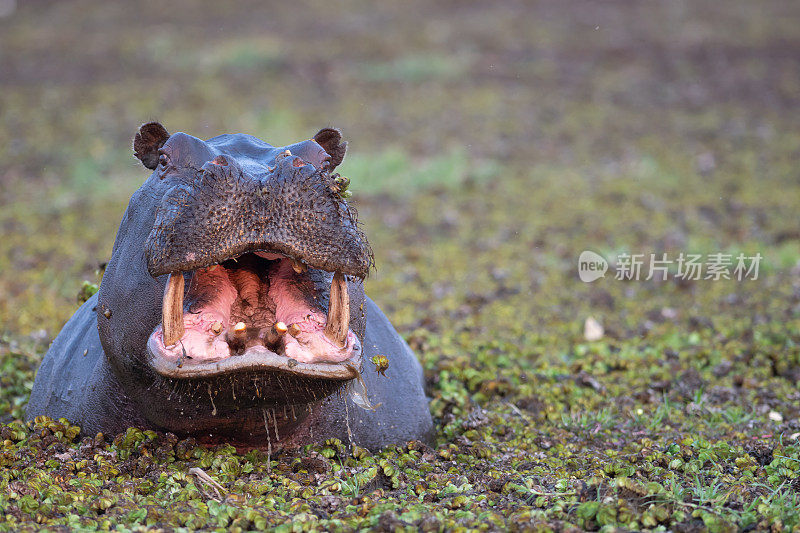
[147,251,361,381]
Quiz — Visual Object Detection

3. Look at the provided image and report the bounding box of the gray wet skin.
[26,123,434,451]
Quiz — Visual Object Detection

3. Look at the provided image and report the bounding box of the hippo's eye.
[158,153,170,168]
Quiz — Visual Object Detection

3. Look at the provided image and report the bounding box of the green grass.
[357,54,469,82]
[2,0,800,530]
[338,147,500,196]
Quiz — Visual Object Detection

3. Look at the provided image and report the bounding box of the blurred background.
[1,1,799,418]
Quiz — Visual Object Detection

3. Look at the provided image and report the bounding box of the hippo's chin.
[146,251,362,381]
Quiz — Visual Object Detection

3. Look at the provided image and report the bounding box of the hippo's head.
[96,122,372,441]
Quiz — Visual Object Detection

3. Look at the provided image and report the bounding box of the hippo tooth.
[227,322,248,348]
[211,322,223,335]
[274,322,288,335]
[292,259,307,274]
[324,272,349,348]
[287,323,301,338]
[162,273,185,346]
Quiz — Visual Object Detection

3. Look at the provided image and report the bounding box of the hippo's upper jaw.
[137,124,371,384]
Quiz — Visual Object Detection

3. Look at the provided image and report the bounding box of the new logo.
[578,251,608,282]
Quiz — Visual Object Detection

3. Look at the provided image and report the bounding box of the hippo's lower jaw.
[146,251,362,381]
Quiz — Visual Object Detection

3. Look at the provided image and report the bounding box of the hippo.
[26,122,434,451]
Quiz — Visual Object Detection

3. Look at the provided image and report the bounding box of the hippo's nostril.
[211,155,228,166]
[292,158,306,168]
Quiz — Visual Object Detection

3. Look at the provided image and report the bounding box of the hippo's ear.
[133,122,170,170]
[313,128,348,170]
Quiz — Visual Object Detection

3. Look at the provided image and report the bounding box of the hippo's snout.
[144,147,371,279]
